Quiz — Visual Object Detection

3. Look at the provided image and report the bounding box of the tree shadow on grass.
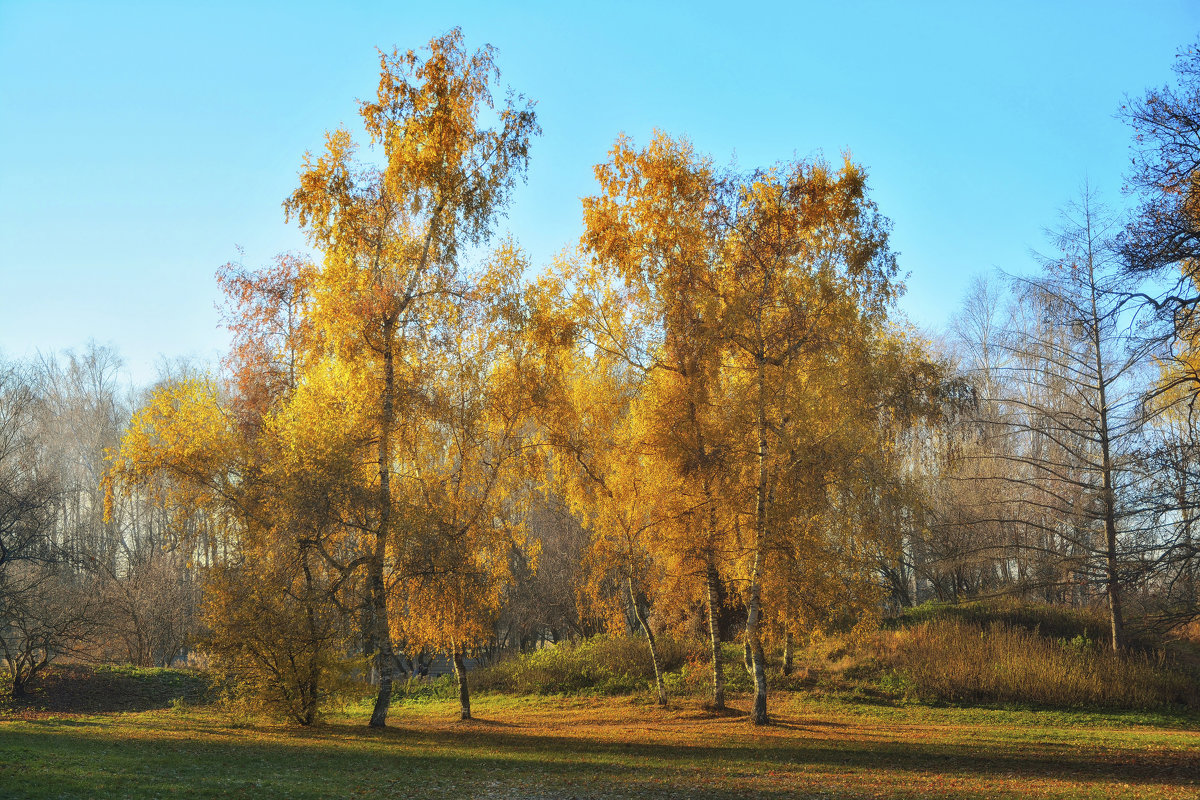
[679,706,748,720]
[371,712,1200,788]
[454,716,520,728]
[2,707,1198,799]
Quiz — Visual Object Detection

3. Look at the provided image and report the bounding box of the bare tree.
[966,189,1150,649]
[0,361,98,694]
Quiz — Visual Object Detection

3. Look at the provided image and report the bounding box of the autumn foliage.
[104,28,944,728]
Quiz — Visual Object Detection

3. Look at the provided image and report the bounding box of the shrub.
[202,562,358,725]
[471,634,703,696]
[392,674,458,703]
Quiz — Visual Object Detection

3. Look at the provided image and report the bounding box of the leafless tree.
[0,361,99,693]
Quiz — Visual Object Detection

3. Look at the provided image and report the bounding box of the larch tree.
[995,190,1152,649]
[282,27,537,727]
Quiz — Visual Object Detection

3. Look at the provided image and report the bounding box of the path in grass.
[1,695,1198,798]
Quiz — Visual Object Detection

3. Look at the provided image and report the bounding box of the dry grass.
[442,613,1200,714]
[878,619,1200,709]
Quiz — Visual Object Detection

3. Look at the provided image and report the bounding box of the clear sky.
[2,1,1197,386]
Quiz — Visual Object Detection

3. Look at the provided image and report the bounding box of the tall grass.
[891,599,1120,640]
[880,619,1199,709]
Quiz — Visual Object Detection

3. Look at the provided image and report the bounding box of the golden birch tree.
[715,157,901,724]
[389,243,546,720]
[575,132,736,709]
[106,261,368,725]
[282,28,537,727]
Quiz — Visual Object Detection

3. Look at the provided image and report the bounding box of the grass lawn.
[1,692,1198,799]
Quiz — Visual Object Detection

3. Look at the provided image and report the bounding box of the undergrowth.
[444,603,1200,713]
[467,634,703,696]
[17,603,1197,720]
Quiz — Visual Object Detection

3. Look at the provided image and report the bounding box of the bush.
[471,634,703,696]
[202,562,358,725]
[391,674,458,703]
[880,619,1199,710]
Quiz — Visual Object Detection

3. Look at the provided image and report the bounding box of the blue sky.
[2,1,1197,386]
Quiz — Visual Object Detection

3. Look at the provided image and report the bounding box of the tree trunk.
[745,559,768,725]
[1086,239,1125,652]
[745,353,770,725]
[300,544,320,726]
[453,648,471,720]
[705,565,725,710]
[628,576,667,707]
[1105,548,1125,651]
[368,317,399,728]
[366,547,396,727]
[782,632,794,677]
[299,666,317,726]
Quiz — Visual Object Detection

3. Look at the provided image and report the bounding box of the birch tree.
[283,28,537,727]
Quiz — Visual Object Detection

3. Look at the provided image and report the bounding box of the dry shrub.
[1171,620,1200,652]
[881,619,1199,709]
[1178,620,1200,640]
[201,562,358,725]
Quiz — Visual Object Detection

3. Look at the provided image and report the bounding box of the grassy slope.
[2,694,1198,799]
[4,665,210,714]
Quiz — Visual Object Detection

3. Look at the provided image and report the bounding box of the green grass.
[1,694,1198,799]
